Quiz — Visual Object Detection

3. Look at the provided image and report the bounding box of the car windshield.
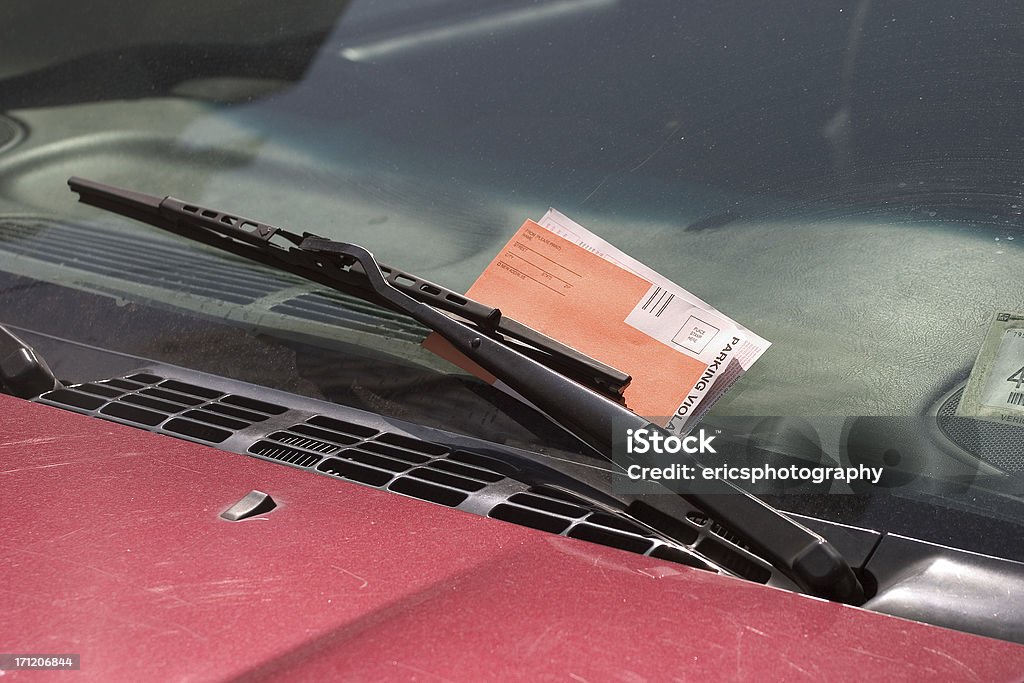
[2,1,1023,556]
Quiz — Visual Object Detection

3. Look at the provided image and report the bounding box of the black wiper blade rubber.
[67,176,865,605]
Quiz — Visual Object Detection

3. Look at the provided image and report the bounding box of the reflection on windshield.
[1,0,1023,546]
[174,0,1024,422]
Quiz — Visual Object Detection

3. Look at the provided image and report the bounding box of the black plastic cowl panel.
[863,534,1024,645]
[31,362,780,586]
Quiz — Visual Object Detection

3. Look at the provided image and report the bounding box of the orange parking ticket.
[425,220,733,422]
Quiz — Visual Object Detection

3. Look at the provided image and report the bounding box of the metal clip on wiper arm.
[67,177,865,605]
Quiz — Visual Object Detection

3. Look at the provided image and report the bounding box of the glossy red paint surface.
[2,395,1023,682]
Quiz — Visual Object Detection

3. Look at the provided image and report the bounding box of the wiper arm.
[67,176,865,605]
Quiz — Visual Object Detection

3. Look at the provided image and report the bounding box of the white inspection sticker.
[982,329,1024,411]
[958,312,1024,426]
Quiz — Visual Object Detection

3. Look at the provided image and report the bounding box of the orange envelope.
[425,220,708,421]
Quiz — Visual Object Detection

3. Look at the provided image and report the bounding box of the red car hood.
[2,395,1023,681]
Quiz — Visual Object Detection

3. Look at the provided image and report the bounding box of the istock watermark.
[624,428,718,455]
[620,426,881,488]
[610,416,1021,496]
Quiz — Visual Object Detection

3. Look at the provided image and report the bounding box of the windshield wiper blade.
[67,176,865,605]
[66,177,630,401]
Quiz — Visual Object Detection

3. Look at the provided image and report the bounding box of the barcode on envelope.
[641,287,674,318]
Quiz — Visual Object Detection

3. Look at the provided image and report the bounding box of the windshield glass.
[3,0,1023,553]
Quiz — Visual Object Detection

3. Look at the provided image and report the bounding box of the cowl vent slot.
[37,374,286,445]
[250,441,322,468]
[267,432,340,454]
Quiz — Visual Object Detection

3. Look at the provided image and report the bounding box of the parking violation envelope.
[425,214,768,432]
